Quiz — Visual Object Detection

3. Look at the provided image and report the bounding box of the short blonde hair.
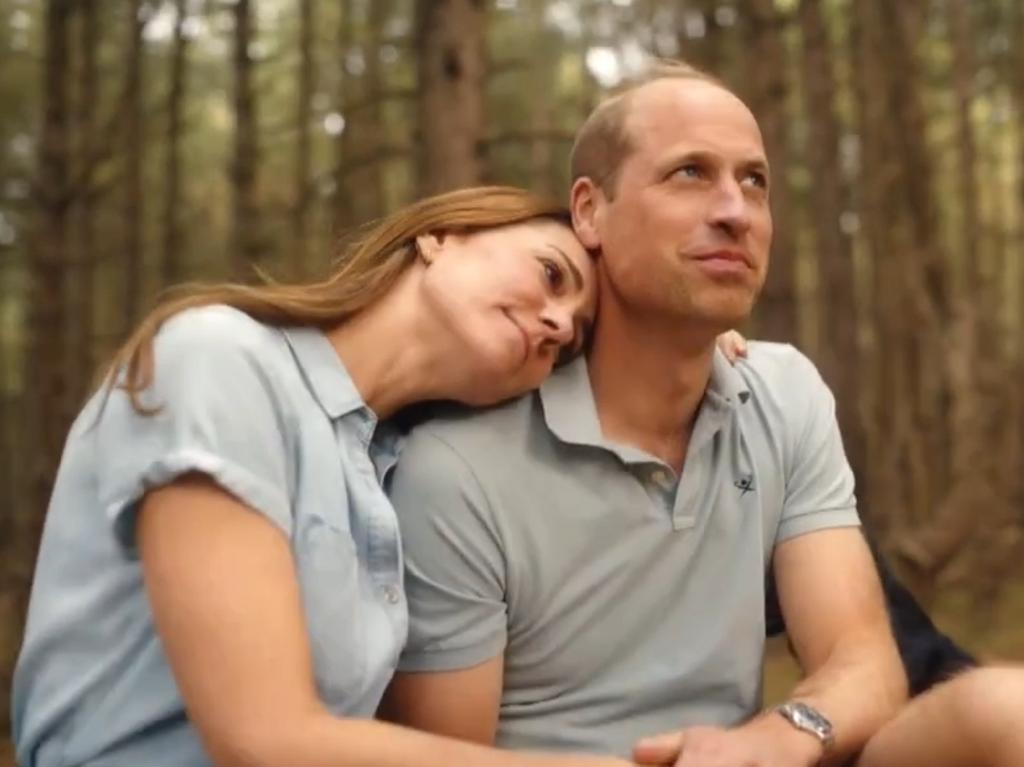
[569,60,726,197]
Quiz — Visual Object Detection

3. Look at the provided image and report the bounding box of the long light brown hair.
[104,186,571,414]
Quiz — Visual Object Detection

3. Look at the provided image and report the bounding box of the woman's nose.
[539,307,574,346]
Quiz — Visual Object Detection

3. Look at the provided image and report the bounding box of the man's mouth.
[691,249,752,275]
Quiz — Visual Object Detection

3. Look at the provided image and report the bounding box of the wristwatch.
[775,701,835,752]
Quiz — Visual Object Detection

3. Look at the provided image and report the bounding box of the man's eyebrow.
[546,244,584,293]
[743,157,771,179]
[657,149,771,178]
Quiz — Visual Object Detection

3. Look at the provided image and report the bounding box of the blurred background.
[2,0,1023,759]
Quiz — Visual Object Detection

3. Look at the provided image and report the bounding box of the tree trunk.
[73,0,99,395]
[797,0,865,493]
[333,0,355,234]
[122,0,145,326]
[415,0,486,195]
[675,0,727,74]
[739,0,798,343]
[15,0,74,716]
[291,0,314,279]
[230,0,262,277]
[161,0,188,288]
[361,0,388,219]
[949,0,981,295]
[851,0,927,547]
[528,0,553,194]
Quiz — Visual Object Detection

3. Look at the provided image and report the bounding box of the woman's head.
[107,186,596,412]
[412,214,596,405]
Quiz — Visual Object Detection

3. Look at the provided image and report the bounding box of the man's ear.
[414,232,444,264]
[570,177,603,250]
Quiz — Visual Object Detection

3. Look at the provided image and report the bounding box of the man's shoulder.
[729,342,835,457]
[735,342,828,407]
[402,392,540,464]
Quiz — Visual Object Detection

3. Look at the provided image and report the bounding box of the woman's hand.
[716,330,748,364]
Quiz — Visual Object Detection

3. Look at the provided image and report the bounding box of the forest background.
[2,0,1024,761]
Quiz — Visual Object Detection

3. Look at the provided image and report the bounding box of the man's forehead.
[623,78,764,154]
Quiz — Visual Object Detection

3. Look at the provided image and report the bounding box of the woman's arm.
[139,475,630,767]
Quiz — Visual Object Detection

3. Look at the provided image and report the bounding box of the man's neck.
[587,303,718,473]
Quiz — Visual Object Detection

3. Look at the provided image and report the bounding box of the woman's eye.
[542,259,565,291]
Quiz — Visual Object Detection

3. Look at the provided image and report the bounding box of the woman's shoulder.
[150,305,293,391]
[158,304,280,354]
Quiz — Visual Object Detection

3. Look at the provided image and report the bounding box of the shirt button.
[651,469,669,485]
[383,585,401,605]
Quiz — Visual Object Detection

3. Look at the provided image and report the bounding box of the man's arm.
[635,349,906,767]
[634,531,907,767]
[765,542,976,694]
[379,656,504,743]
[770,527,908,763]
[380,428,510,744]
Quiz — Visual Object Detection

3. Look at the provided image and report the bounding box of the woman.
[12,187,632,767]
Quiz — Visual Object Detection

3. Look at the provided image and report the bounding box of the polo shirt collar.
[538,349,751,454]
[279,325,368,420]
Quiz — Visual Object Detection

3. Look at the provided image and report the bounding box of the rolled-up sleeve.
[388,430,508,672]
[94,310,294,551]
[776,351,860,543]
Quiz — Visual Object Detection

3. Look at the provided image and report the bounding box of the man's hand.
[632,715,823,767]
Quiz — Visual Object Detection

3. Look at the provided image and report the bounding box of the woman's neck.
[323,271,456,419]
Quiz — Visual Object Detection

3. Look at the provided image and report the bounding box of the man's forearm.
[781,629,908,764]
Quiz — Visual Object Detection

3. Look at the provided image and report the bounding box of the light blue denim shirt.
[13,305,407,767]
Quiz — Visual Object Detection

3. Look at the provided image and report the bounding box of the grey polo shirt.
[389,343,859,757]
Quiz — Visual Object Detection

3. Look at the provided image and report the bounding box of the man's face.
[574,78,773,333]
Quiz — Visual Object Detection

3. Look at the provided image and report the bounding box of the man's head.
[569,61,772,334]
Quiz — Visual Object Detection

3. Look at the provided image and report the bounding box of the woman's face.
[418,219,597,405]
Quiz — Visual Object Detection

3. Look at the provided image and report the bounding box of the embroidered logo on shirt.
[734,474,755,496]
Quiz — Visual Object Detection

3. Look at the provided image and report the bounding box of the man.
[382,63,1008,766]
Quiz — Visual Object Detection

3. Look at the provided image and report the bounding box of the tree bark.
[73,0,99,395]
[739,0,798,344]
[797,0,864,490]
[16,0,74,713]
[230,0,262,276]
[675,0,727,74]
[527,0,554,194]
[333,0,355,234]
[161,0,188,288]
[122,0,145,326]
[415,0,486,195]
[291,0,314,279]
[949,0,981,295]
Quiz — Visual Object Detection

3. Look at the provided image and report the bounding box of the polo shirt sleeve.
[776,349,860,543]
[94,309,294,552]
[388,430,508,672]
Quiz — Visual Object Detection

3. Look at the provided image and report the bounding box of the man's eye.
[542,259,565,291]
[674,164,703,179]
[743,171,769,190]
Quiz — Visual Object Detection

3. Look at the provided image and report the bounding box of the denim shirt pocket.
[294,513,368,712]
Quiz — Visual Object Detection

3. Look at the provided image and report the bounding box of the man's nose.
[709,179,752,237]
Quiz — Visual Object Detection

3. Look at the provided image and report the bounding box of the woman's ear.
[569,177,603,250]
[414,232,444,264]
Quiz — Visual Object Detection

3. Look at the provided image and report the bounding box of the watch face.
[782,702,834,744]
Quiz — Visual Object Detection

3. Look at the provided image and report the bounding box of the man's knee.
[947,666,1024,747]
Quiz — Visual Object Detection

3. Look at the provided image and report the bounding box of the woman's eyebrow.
[546,244,584,292]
